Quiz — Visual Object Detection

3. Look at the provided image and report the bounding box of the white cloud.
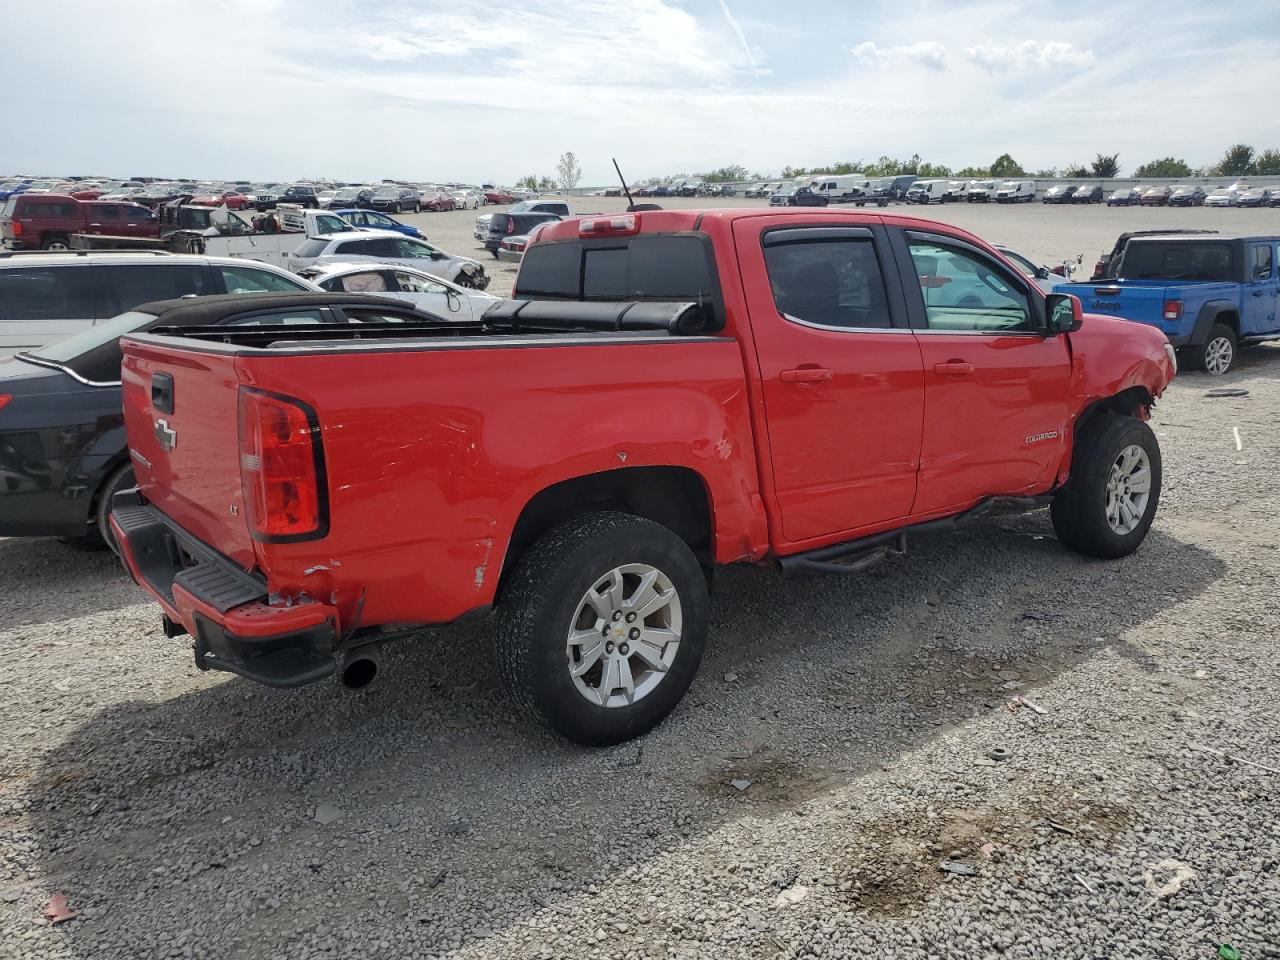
[852,41,950,72]
[965,40,1096,72]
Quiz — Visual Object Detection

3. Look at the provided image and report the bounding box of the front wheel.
[1051,415,1161,559]
[1196,323,1236,375]
[495,512,709,746]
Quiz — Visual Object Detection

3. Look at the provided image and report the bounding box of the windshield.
[997,181,1017,191]
[374,189,401,198]
[28,310,155,369]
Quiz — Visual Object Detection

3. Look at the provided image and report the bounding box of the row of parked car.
[1040,181,1280,208]
[0,177,537,216]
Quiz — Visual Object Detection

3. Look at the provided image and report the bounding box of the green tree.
[1091,153,1120,177]
[1216,143,1256,176]
[555,152,582,191]
[1061,162,1090,178]
[515,174,540,190]
[917,162,953,177]
[537,175,557,192]
[1133,157,1193,178]
[989,154,1025,177]
[1032,168,1060,178]
[1254,148,1280,175]
[702,164,750,183]
[955,165,991,178]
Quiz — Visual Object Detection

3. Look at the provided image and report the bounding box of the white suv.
[287,230,490,289]
[0,252,317,356]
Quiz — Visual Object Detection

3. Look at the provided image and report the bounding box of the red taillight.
[505,217,517,234]
[11,222,22,236]
[238,388,327,541]
[0,394,12,411]
[1162,299,1182,321]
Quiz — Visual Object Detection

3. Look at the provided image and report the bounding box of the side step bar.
[778,496,1051,576]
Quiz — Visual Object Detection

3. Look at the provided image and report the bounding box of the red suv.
[1,194,159,251]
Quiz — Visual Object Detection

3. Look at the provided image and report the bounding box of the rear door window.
[1251,243,1274,280]
[98,263,215,315]
[762,234,892,329]
[335,270,391,293]
[333,239,371,256]
[0,266,96,320]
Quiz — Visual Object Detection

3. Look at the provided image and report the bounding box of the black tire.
[1194,323,1236,375]
[1051,415,1161,559]
[42,235,71,251]
[95,463,136,555]
[495,511,709,746]
[394,202,402,213]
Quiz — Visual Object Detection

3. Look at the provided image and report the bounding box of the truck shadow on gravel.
[0,537,139,630]
[21,513,1225,957]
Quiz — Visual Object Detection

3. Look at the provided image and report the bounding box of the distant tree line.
[636,144,1280,187]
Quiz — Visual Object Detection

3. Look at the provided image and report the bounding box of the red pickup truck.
[1,193,159,251]
[111,210,1176,745]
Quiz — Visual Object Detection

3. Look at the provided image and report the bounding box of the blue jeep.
[1055,234,1280,374]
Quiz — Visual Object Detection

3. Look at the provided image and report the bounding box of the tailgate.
[1058,281,1167,326]
[121,337,256,569]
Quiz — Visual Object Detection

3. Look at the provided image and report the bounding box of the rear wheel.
[495,511,709,746]
[1196,323,1236,375]
[1051,415,1161,559]
[95,463,136,555]
[42,235,71,251]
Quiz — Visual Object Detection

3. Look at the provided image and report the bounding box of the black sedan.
[1071,185,1104,203]
[1169,186,1207,207]
[0,293,456,550]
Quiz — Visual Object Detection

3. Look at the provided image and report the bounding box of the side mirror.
[1035,266,1050,279]
[1045,293,1083,334]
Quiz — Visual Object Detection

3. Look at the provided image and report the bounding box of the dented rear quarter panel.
[234,338,765,628]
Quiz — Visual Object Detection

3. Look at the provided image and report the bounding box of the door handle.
[780,366,832,383]
[933,360,974,376]
[1252,290,1265,297]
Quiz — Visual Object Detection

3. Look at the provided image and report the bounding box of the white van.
[944,181,967,202]
[906,179,951,204]
[995,180,1036,203]
[812,175,868,202]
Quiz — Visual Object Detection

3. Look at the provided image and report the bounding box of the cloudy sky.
[4,0,1277,184]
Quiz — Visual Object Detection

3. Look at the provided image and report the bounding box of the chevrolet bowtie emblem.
[154,418,177,451]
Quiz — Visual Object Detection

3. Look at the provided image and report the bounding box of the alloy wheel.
[1204,336,1233,375]
[1105,444,1152,535]
[565,563,682,708]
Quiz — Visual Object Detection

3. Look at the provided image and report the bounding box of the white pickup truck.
[175,205,357,267]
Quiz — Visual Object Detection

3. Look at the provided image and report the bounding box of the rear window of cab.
[514,235,721,327]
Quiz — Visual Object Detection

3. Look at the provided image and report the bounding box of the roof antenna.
[612,158,635,209]
[614,158,662,212]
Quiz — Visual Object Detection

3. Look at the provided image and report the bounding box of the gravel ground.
[2,213,1280,958]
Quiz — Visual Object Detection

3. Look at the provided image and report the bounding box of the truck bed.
[118,300,761,636]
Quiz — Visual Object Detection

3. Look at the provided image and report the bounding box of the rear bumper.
[110,490,340,688]
[496,248,523,263]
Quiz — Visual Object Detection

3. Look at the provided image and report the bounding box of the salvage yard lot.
[2,202,1279,958]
